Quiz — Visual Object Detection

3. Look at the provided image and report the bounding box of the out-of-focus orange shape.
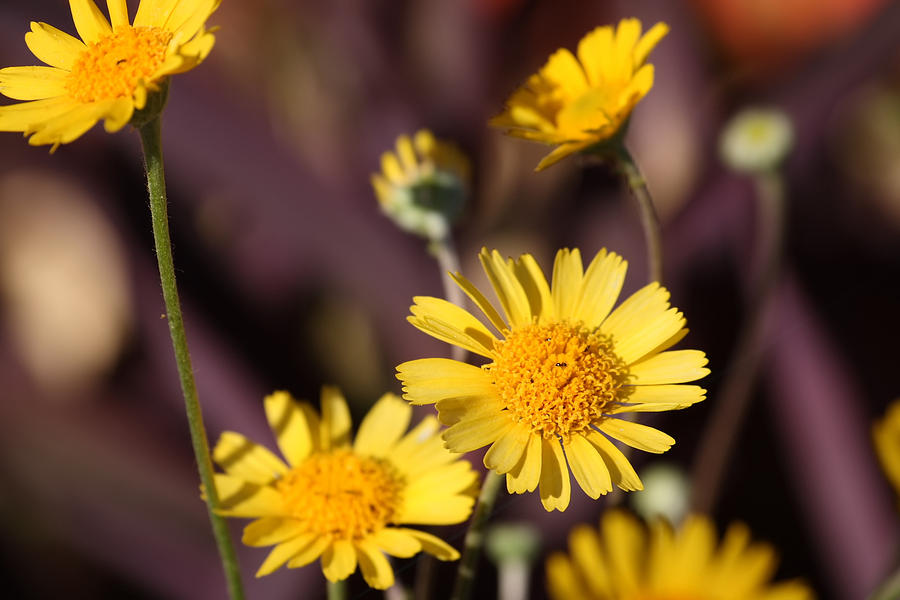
[690,0,889,72]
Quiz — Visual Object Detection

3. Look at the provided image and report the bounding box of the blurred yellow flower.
[547,511,815,600]
[372,129,470,240]
[213,387,477,589]
[491,19,667,171]
[397,248,707,511]
[873,400,900,500]
[0,0,219,149]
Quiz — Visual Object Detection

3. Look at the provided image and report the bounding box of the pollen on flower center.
[488,321,627,441]
[66,26,173,103]
[276,449,404,540]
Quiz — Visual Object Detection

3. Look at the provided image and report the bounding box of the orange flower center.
[66,26,173,103]
[487,321,627,441]
[276,449,404,540]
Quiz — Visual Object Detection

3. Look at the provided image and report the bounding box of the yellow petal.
[214,474,284,517]
[408,296,498,357]
[285,536,330,568]
[602,510,643,592]
[25,22,86,70]
[319,385,352,451]
[25,100,110,147]
[385,416,450,477]
[506,432,542,493]
[613,18,642,82]
[380,151,406,183]
[610,384,706,413]
[633,22,669,67]
[484,422,531,474]
[435,394,504,426]
[611,305,685,365]
[574,250,627,329]
[371,528,422,558]
[212,431,288,485]
[322,539,357,582]
[0,66,68,101]
[539,48,588,99]
[242,517,306,547]
[539,438,571,511]
[405,461,478,499]
[0,97,75,133]
[134,0,178,28]
[396,357,494,406]
[69,0,112,44]
[576,25,615,87]
[584,430,643,491]
[443,413,513,453]
[568,524,613,596]
[106,0,130,29]
[264,391,318,466]
[546,553,584,600]
[478,248,532,328]
[399,528,460,560]
[168,0,220,40]
[396,134,418,171]
[449,271,508,333]
[255,533,318,577]
[512,253,555,322]
[628,350,709,385]
[551,248,583,318]
[102,97,134,132]
[564,434,612,499]
[397,493,475,525]
[596,419,674,454]
[355,538,395,589]
[535,141,593,171]
[354,393,411,457]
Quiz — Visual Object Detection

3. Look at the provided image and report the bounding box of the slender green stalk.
[138,117,245,600]
[327,579,347,600]
[870,565,900,600]
[690,171,785,513]
[451,471,504,600]
[614,146,663,284]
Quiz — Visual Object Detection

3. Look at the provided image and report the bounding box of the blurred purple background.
[1,0,900,598]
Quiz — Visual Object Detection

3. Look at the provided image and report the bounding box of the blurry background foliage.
[0,0,899,598]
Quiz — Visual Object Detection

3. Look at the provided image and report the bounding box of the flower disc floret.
[277,450,403,541]
[66,26,173,103]
[489,321,627,441]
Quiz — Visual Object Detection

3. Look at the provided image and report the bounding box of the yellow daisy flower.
[396,248,708,512]
[0,0,219,149]
[547,510,815,600]
[491,18,668,171]
[212,387,478,589]
[372,129,471,240]
[873,400,900,500]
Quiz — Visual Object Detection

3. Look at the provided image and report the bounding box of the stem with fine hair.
[138,116,245,600]
[614,146,663,284]
[451,471,504,600]
[690,170,785,513]
[429,234,468,362]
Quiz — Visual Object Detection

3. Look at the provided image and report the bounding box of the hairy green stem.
[615,146,663,284]
[139,117,245,600]
[451,471,504,600]
[690,171,785,513]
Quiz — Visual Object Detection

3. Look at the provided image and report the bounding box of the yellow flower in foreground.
[873,400,900,500]
[0,0,219,149]
[397,248,708,511]
[547,511,815,600]
[213,388,477,589]
[491,18,667,171]
[372,129,470,240]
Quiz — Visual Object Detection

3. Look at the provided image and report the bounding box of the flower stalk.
[327,579,347,600]
[614,146,663,284]
[451,471,504,600]
[428,235,467,362]
[138,116,245,600]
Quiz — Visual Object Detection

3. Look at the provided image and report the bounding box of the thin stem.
[615,146,663,284]
[690,171,785,513]
[138,117,245,600]
[869,565,900,600]
[451,471,504,600]
[429,235,467,362]
[327,579,347,600]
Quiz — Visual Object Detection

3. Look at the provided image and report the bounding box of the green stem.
[451,471,504,600]
[138,117,245,600]
[870,565,900,600]
[327,579,347,600]
[615,146,663,284]
[689,170,785,513]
